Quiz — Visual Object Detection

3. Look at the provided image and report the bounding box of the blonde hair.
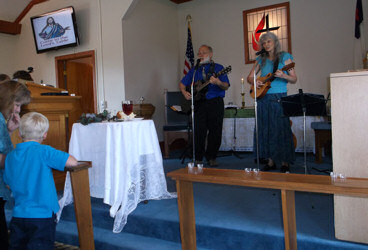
[19,112,49,141]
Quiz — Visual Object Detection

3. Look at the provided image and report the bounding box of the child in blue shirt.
[4,112,77,249]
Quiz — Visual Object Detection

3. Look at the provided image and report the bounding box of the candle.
[241,78,244,93]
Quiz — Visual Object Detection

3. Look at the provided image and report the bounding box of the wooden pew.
[167,168,368,250]
[65,161,95,250]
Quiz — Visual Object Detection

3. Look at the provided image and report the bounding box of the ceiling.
[0,0,192,23]
[0,0,31,22]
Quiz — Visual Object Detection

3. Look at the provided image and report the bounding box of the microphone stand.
[299,89,308,174]
[253,70,260,169]
[190,60,200,164]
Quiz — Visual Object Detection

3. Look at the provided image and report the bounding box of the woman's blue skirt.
[253,93,295,164]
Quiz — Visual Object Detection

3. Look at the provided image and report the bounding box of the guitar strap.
[256,56,279,75]
[202,62,216,82]
[272,57,279,75]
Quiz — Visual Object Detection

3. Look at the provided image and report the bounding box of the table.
[220,108,327,153]
[167,167,368,250]
[59,120,176,233]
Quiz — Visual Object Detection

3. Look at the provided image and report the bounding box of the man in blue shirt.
[4,112,78,249]
[179,45,230,166]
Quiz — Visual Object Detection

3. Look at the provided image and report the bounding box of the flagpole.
[185,14,196,164]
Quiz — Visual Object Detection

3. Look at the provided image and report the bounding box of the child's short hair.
[19,112,49,141]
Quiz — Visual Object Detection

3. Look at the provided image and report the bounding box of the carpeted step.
[56,220,207,250]
[58,183,368,250]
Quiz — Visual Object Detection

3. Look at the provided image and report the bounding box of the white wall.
[99,0,134,112]
[0,33,16,75]
[123,0,179,140]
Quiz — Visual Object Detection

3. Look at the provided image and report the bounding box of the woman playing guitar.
[247,32,297,173]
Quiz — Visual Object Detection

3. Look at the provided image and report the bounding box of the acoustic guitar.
[181,65,232,113]
[249,62,295,99]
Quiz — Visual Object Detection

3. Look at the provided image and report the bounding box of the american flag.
[183,23,194,75]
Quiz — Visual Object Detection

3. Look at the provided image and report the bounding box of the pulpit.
[331,71,368,244]
[11,82,82,190]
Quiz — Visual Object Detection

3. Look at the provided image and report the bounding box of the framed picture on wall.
[243,2,291,64]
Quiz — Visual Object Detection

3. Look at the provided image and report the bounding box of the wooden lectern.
[11,82,82,190]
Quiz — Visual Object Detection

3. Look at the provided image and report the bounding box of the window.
[243,2,291,64]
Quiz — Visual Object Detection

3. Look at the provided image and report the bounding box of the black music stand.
[280,89,327,174]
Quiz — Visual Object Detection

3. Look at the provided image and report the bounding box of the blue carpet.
[5,152,368,249]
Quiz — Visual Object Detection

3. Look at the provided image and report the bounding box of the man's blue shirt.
[181,63,230,99]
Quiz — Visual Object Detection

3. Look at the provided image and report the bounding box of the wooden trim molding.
[0,0,48,35]
[0,20,21,35]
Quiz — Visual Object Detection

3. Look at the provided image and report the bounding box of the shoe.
[255,158,268,164]
[261,164,276,171]
[280,165,290,173]
[208,159,218,167]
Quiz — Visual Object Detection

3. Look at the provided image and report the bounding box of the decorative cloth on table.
[58,120,176,233]
[219,108,326,153]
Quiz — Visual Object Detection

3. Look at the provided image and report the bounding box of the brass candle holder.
[241,78,245,109]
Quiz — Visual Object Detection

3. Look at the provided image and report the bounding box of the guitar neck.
[196,71,221,92]
[196,80,211,92]
[264,74,276,83]
[195,66,231,93]
[262,63,294,83]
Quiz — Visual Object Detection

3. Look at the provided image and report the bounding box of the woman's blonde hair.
[0,80,31,119]
[19,112,49,141]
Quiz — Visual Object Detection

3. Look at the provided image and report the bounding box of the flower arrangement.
[79,110,110,125]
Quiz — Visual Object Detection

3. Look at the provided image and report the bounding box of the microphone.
[255,48,266,56]
[194,59,201,70]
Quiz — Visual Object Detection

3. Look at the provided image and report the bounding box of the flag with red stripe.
[183,23,194,75]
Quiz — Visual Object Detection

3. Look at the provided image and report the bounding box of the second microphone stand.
[253,71,260,169]
[190,61,200,164]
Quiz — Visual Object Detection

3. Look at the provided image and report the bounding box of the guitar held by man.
[181,65,232,112]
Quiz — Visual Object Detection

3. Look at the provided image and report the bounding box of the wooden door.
[55,50,97,114]
[65,61,94,113]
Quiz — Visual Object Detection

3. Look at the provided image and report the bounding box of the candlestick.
[241,78,245,109]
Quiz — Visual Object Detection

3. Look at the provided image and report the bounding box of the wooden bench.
[65,161,95,250]
[167,168,368,250]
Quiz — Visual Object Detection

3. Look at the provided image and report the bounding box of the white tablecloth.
[220,116,326,153]
[58,120,176,233]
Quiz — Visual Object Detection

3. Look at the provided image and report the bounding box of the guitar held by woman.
[249,62,295,99]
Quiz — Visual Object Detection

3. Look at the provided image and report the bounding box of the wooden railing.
[167,168,368,250]
[65,161,95,250]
